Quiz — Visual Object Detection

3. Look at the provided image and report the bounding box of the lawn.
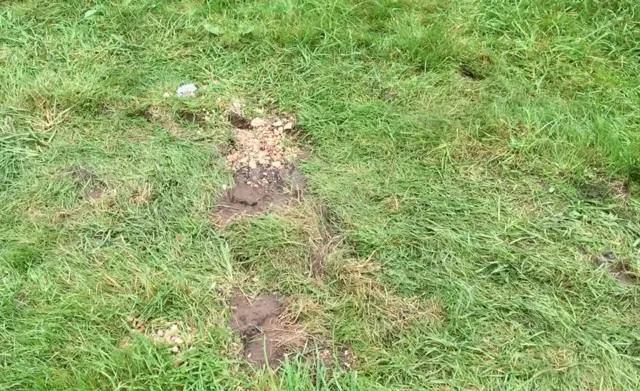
[1,0,640,389]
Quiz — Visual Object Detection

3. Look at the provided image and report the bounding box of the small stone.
[170,346,180,354]
[283,122,293,130]
[157,330,165,337]
[163,92,170,98]
[251,118,267,128]
[271,161,282,168]
[272,120,283,127]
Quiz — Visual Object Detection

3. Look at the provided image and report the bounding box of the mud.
[212,166,306,225]
[230,294,306,369]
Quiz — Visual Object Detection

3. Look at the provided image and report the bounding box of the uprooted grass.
[2,0,640,389]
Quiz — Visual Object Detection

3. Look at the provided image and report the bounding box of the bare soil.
[62,165,105,201]
[229,294,306,369]
[212,111,308,225]
[592,251,638,285]
[143,106,185,137]
[308,204,342,279]
[212,166,305,225]
[316,345,355,371]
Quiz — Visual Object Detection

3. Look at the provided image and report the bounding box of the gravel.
[226,116,298,171]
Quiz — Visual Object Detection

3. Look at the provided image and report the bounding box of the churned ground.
[1,1,639,390]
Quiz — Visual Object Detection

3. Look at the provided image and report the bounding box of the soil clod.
[230,294,306,369]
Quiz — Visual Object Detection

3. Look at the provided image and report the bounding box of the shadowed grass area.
[1,0,640,389]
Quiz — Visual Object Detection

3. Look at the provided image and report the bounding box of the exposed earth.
[229,294,306,369]
[212,113,307,225]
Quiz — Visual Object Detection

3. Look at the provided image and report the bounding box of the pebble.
[250,118,267,128]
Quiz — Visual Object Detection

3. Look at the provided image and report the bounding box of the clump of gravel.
[226,116,298,171]
[126,315,198,355]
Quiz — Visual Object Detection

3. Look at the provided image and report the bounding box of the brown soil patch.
[144,106,185,137]
[178,110,206,126]
[592,251,638,285]
[317,345,355,371]
[230,294,307,369]
[62,165,105,201]
[309,205,341,279]
[611,180,630,198]
[86,188,103,200]
[458,63,486,80]
[212,166,305,225]
[328,258,445,333]
[572,175,631,202]
[212,113,307,226]
[132,184,153,205]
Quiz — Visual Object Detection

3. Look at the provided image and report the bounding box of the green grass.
[1,0,640,389]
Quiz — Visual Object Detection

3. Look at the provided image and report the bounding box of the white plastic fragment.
[176,84,197,97]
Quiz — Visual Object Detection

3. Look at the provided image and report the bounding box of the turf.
[1,0,640,389]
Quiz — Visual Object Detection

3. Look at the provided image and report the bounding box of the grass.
[1,0,640,389]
